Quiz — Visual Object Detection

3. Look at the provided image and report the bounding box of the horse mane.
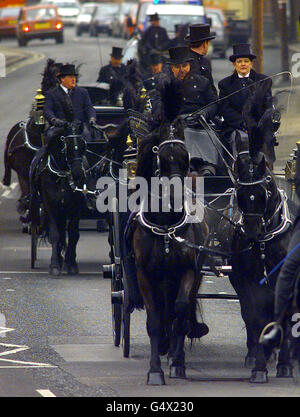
[242,83,273,159]
[40,59,60,94]
[158,75,183,123]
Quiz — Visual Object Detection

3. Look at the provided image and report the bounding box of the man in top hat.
[185,23,217,97]
[142,53,166,80]
[152,46,220,176]
[138,13,169,71]
[97,47,126,104]
[168,24,188,49]
[44,63,98,141]
[218,44,275,165]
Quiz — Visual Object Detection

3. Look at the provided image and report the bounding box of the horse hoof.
[244,355,256,369]
[66,264,79,275]
[250,370,268,384]
[276,364,293,378]
[169,365,186,379]
[147,372,165,385]
[49,266,61,277]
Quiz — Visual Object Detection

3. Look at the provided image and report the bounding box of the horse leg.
[137,269,165,385]
[170,269,194,379]
[64,216,80,275]
[48,214,62,276]
[276,322,293,378]
[17,173,30,231]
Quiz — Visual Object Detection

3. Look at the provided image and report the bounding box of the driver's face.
[60,75,76,89]
[233,57,253,76]
[171,62,190,80]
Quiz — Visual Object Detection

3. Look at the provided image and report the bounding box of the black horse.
[30,122,87,276]
[130,118,209,385]
[2,59,61,229]
[217,94,293,383]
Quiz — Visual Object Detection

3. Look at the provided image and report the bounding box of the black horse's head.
[233,85,280,240]
[62,123,87,188]
[156,119,189,180]
[136,118,189,182]
[234,148,271,239]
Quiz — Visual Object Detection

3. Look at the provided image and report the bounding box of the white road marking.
[0,326,14,337]
[0,182,19,199]
[0,343,56,368]
[37,389,56,397]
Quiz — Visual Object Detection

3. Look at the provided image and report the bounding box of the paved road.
[0,28,300,398]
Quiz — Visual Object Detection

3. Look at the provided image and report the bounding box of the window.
[26,8,56,21]
[0,7,20,18]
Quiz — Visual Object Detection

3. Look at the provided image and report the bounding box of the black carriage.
[29,92,128,270]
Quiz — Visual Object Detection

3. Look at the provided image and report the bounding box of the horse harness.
[7,119,41,158]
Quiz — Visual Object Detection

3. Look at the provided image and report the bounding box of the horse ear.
[257,153,266,177]
[234,154,243,176]
[235,131,243,154]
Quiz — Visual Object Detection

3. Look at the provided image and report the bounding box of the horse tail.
[2,136,12,186]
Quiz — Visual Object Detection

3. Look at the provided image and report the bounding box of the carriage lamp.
[284,141,300,192]
[33,88,46,143]
[140,87,146,100]
[123,135,137,180]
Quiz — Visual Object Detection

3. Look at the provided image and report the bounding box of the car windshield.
[26,8,56,21]
[145,14,206,31]
[206,11,222,29]
[55,2,78,8]
[95,4,119,16]
[0,7,20,18]
[121,3,135,14]
[82,5,96,14]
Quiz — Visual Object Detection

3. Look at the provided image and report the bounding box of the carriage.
[29,89,128,270]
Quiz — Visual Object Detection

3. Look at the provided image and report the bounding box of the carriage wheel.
[31,224,38,269]
[111,270,122,347]
[122,268,131,358]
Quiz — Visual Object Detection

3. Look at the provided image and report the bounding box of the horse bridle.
[152,138,189,178]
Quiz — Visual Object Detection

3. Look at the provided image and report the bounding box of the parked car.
[111,2,137,38]
[136,0,204,32]
[0,6,21,39]
[143,3,207,37]
[41,0,80,26]
[16,4,63,47]
[75,2,97,36]
[205,7,228,58]
[89,3,119,37]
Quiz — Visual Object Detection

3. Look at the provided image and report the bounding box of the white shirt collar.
[238,72,250,78]
[60,84,69,94]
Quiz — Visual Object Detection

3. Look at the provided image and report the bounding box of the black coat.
[218,69,273,135]
[97,63,126,104]
[151,70,217,125]
[44,85,96,124]
[140,25,169,52]
[189,50,217,98]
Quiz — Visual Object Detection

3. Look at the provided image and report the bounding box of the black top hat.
[150,53,163,65]
[111,47,123,59]
[59,64,78,77]
[229,44,256,62]
[167,46,193,65]
[185,24,215,43]
[149,13,160,22]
